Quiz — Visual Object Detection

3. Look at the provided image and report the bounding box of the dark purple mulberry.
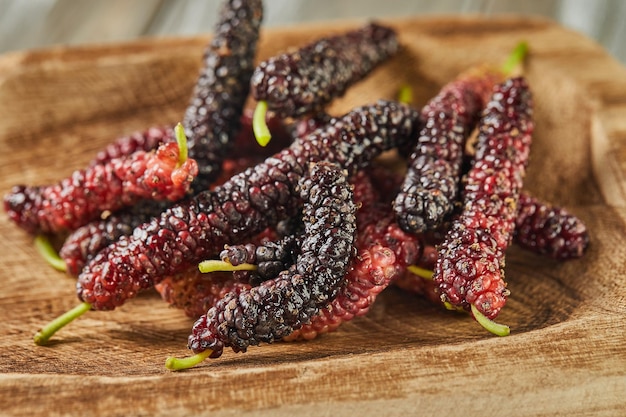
[220,235,302,284]
[187,161,357,357]
[251,23,398,118]
[183,0,263,192]
[393,67,504,233]
[75,100,419,311]
[515,193,589,260]
[434,77,534,320]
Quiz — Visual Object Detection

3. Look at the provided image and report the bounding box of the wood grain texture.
[0,15,625,417]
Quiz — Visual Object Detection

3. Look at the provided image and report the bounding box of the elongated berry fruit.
[182,161,357,362]
[90,127,174,166]
[286,204,424,341]
[4,137,198,235]
[251,23,398,119]
[74,101,418,312]
[183,0,263,192]
[156,269,252,320]
[59,200,171,276]
[514,193,589,260]
[393,68,507,234]
[434,77,534,320]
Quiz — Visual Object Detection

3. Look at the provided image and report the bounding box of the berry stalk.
[34,302,91,345]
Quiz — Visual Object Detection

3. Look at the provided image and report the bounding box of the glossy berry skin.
[434,77,534,319]
[514,193,589,260]
[59,200,171,276]
[286,204,424,341]
[187,161,357,357]
[75,101,419,311]
[394,67,504,234]
[183,0,263,192]
[251,23,398,118]
[4,141,198,235]
[90,127,174,166]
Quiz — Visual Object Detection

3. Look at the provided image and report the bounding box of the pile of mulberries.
[3,0,590,371]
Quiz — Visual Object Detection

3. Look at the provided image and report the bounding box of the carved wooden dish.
[0,16,625,416]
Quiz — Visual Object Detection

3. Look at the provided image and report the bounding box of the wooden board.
[1,15,625,416]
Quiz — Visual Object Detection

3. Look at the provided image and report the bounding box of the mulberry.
[433,77,534,320]
[176,161,357,365]
[183,0,264,192]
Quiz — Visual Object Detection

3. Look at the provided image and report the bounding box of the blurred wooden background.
[0,0,624,63]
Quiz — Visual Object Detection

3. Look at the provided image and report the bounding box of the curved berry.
[186,161,357,358]
[434,77,534,320]
[76,101,419,312]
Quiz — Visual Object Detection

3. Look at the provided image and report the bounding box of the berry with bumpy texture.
[4,140,198,235]
[514,193,589,260]
[187,161,357,357]
[285,203,424,341]
[90,127,174,166]
[75,101,419,311]
[393,66,504,234]
[59,200,171,276]
[183,0,263,192]
[156,269,252,320]
[434,77,534,319]
[251,23,398,118]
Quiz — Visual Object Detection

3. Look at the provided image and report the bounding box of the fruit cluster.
[3,0,590,370]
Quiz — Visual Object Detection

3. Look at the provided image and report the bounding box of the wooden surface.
[1,15,625,417]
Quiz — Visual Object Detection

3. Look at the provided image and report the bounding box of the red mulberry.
[514,193,589,260]
[4,138,198,235]
[433,77,534,320]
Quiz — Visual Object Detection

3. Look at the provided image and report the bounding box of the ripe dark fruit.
[434,77,534,320]
[167,161,357,369]
[251,23,398,145]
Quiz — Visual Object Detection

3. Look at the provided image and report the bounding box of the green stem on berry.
[470,304,510,337]
[34,235,66,272]
[253,100,272,147]
[407,265,433,280]
[501,41,529,76]
[34,302,92,345]
[198,259,257,273]
[165,349,213,371]
[397,85,413,105]
[174,122,189,168]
